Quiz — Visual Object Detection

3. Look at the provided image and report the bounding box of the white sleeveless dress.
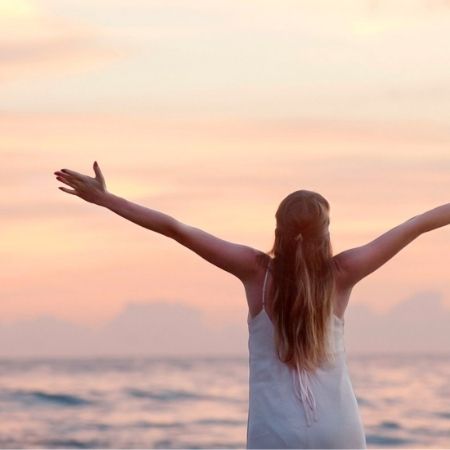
[246,260,367,449]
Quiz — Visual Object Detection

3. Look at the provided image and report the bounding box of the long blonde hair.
[257,189,337,373]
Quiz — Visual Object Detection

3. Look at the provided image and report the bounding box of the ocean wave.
[355,395,372,406]
[1,355,448,448]
[132,420,185,428]
[366,433,412,446]
[435,410,450,419]
[379,420,402,430]
[7,389,92,406]
[36,438,105,448]
[126,387,202,401]
[125,388,242,404]
[194,418,246,426]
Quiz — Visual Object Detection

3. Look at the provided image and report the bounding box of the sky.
[1,1,449,352]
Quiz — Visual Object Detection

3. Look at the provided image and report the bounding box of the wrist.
[96,190,117,208]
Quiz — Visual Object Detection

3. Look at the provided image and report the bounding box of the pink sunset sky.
[1,0,449,342]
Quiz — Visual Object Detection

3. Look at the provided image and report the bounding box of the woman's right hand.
[54,161,108,205]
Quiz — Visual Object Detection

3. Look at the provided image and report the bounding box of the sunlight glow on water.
[0,354,449,448]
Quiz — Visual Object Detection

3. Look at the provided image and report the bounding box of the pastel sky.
[1,0,449,340]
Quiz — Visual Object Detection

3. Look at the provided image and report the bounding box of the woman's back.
[246,259,367,449]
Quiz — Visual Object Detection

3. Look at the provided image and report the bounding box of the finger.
[56,176,79,188]
[55,172,81,185]
[55,172,82,187]
[58,186,78,195]
[54,171,71,178]
[60,168,85,180]
[93,161,105,182]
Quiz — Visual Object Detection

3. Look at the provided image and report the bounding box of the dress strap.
[262,259,270,308]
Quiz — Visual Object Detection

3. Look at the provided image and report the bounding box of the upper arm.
[170,220,260,282]
[333,215,423,288]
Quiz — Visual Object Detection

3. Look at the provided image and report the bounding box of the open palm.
[54,161,108,205]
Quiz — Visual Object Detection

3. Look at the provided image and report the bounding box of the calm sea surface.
[0,354,449,448]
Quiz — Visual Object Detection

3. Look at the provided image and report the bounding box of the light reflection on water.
[350,353,450,448]
[0,354,449,448]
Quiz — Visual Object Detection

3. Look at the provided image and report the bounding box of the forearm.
[416,202,450,233]
[98,192,177,237]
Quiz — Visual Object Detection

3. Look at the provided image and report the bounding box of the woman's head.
[261,189,336,373]
[273,189,331,255]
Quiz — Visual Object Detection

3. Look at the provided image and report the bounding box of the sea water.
[0,353,449,448]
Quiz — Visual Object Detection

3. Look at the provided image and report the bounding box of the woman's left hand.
[54,161,108,205]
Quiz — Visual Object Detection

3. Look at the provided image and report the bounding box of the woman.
[54,162,449,449]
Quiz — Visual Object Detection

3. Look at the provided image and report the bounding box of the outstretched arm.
[101,194,260,281]
[334,202,450,289]
[416,202,450,233]
[54,162,260,282]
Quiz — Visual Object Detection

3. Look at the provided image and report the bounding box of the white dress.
[246,260,367,449]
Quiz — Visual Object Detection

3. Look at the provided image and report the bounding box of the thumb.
[93,160,104,181]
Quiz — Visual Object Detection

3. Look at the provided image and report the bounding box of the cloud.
[1,113,448,227]
[0,0,448,131]
[345,290,450,354]
[0,3,129,84]
[0,301,246,357]
[0,292,449,358]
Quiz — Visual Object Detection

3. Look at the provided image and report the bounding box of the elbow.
[165,218,180,240]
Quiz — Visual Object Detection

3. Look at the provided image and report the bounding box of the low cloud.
[345,290,450,354]
[0,291,449,358]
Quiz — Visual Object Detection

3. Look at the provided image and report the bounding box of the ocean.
[0,353,449,448]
